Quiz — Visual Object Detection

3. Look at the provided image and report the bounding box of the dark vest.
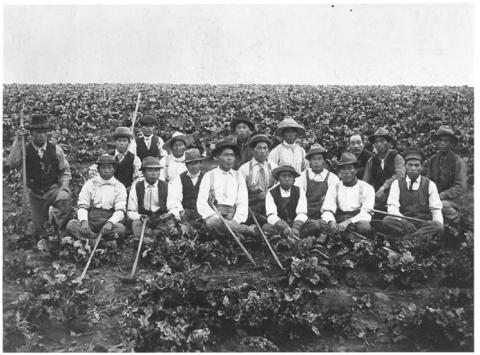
[306,170,330,219]
[136,136,160,161]
[428,151,458,194]
[135,180,168,215]
[270,185,300,226]
[26,142,60,194]
[370,151,397,191]
[180,171,204,211]
[114,151,135,188]
[398,177,432,221]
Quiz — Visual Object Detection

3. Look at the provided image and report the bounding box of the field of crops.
[2,84,474,351]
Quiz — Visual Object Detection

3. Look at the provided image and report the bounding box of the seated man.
[160,131,192,183]
[382,147,444,238]
[127,156,173,240]
[238,134,277,224]
[321,153,375,235]
[129,114,167,161]
[426,126,467,224]
[348,134,374,179]
[66,154,127,240]
[263,164,308,240]
[167,148,205,223]
[89,126,142,190]
[296,144,339,237]
[197,139,257,237]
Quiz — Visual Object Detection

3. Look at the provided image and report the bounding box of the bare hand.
[79,220,90,237]
[158,212,172,221]
[101,221,113,234]
[337,220,351,232]
[16,126,29,139]
[139,214,149,223]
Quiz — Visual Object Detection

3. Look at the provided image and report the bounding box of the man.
[268,117,307,173]
[167,148,205,223]
[8,114,72,238]
[382,147,444,238]
[263,164,308,240]
[238,134,277,223]
[127,156,174,241]
[363,128,405,210]
[229,115,255,170]
[348,134,374,179]
[426,126,467,224]
[65,154,127,240]
[295,144,339,236]
[321,153,375,235]
[89,126,142,189]
[128,114,167,161]
[197,139,257,237]
[159,131,192,183]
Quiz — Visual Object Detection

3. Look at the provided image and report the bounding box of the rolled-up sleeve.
[386,180,402,217]
[167,176,184,220]
[197,171,215,220]
[77,181,92,222]
[439,157,467,200]
[321,183,338,223]
[429,181,444,224]
[55,145,71,182]
[109,185,127,224]
[127,182,140,221]
[265,190,280,225]
[350,182,374,223]
[294,189,308,223]
[233,174,248,223]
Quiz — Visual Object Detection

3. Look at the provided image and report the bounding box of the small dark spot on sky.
[331,5,335,8]
[350,9,353,12]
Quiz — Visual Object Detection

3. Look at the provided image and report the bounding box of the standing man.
[129,114,167,161]
[382,147,444,238]
[229,115,255,170]
[426,126,467,224]
[363,128,405,210]
[238,134,277,224]
[348,134,374,179]
[159,131,192,183]
[8,114,72,238]
[268,117,307,173]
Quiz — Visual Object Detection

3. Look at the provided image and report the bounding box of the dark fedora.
[272,164,300,180]
[435,125,458,144]
[368,127,392,144]
[248,134,273,148]
[212,138,240,157]
[141,156,162,170]
[305,143,328,160]
[184,148,204,163]
[139,115,156,126]
[96,154,117,165]
[25,114,53,130]
[230,115,255,132]
[336,152,359,169]
[113,126,133,140]
[403,146,423,162]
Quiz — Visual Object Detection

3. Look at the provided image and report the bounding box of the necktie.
[38,148,44,159]
[223,172,229,202]
[145,138,151,150]
[147,184,154,211]
[116,153,124,162]
[409,178,416,191]
[258,164,266,191]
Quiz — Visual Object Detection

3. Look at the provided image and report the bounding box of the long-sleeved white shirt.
[265,186,308,225]
[77,176,127,224]
[196,167,248,223]
[387,176,443,224]
[127,180,167,220]
[166,171,202,220]
[321,180,375,224]
[238,158,277,192]
[295,168,340,193]
[159,154,187,183]
[88,150,142,181]
[128,134,167,158]
[268,142,308,173]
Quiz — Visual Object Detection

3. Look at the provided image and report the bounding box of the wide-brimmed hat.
[248,134,273,148]
[162,131,193,150]
[139,115,156,126]
[435,125,458,144]
[96,154,117,165]
[272,164,300,180]
[230,116,255,132]
[336,152,359,169]
[141,156,162,169]
[184,148,204,163]
[212,138,240,157]
[274,118,305,137]
[25,114,53,130]
[305,143,328,160]
[368,127,392,144]
[113,126,133,140]
[403,146,423,162]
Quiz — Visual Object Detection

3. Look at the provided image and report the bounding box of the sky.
[2,3,475,85]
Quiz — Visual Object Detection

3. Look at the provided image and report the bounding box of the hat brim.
[26,124,53,130]
[368,135,392,144]
[97,160,118,165]
[248,138,273,148]
[141,165,162,169]
[185,157,204,164]
[272,169,300,179]
[275,126,305,137]
[436,133,458,143]
[336,161,359,169]
[230,118,254,131]
[212,144,240,157]
[113,134,133,140]
[305,151,327,160]
[162,135,193,150]
[404,154,423,162]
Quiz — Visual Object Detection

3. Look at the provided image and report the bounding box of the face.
[339,164,357,184]
[277,172,295,190]
[309,154,325,173]
[405,159,422,180]
[374,137,389,155]
[143,167,160,184]
[216,148,236,170]
[171,140,186,158]
[283,128,298,144]
[185,160,201,175]
[141,124,154,137]
[235,122,251,141]
[115,137,130,153]
[98,163,115,180]
[31,129,48,147]
[253,142,269,162]
[438,136,452,153]
[349,135,364,155]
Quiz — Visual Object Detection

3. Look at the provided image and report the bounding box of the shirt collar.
[144,135,153,140]
[188,171,200,179]
[282,141,297,149]
[115,149,127,157]
[32,142,48,151]
[170,153,185,162]
[144,180,158,188]
[309,167,327,178]
[253,158,268,166]
[217,167,233,175]
[405,175,421,184]
[94,175,116,186]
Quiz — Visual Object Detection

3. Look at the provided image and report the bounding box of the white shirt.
[128,134,167,158]
[321,180,375,224]
[77,176,127,224]
[159,154,187,183]
[238,158,277,192]
[196,167,249,223]
[265,186,308,225]
[127,180,165,220]
[88,150,142,181]
[387,176,443,224]
[268,142,308,173]
[295,168,340,193]
[167,171,202,220]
